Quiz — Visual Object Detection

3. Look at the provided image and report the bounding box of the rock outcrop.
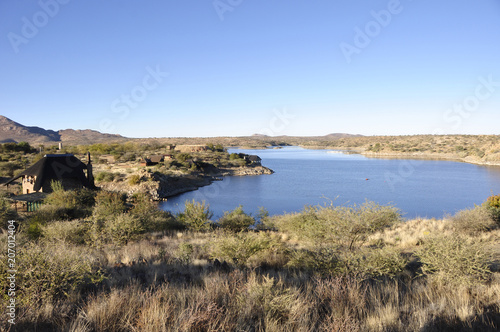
[97,165,274,200]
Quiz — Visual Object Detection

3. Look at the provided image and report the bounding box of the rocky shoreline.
[98,165,274,200]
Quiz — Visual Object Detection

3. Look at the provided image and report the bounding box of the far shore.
[298,145,500,167]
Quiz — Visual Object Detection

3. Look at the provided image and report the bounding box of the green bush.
[107,213,146,245]
[91,192,184,246]
[128,174,141,185]
[229,153,241,160]
[26,221,43,240]
[28,205,75,224]
[218,205,255,232]
[452,205,497,234]
[416,235,492,286]
[268,201,401,250]
[91,212,146,246]
[176,153,192,163]
[177,242,194,263]
[129,193,184,232]
[483,194,500,225]
[210,232,286,267]
[92,191,127,221]
[43,187,96,220]
[50,179,64,192]
[90,191,128,245]
[95,171,116,182]
[177,200,213,231]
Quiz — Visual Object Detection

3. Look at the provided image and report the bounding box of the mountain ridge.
[0,115,363,145]
[0,115,126,144]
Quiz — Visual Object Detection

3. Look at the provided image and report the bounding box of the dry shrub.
[286,247,341,274]
[416,235,492,286]
[209,231,287,267]
[311,276,365,331]
[342,246,408,278]
[363,277,500,332]
[41,219,90,245]
[0,241,105,306]
[134,288,174,332]
[235,274,302,330]
[78,284,144,331]
[452,205,497,234]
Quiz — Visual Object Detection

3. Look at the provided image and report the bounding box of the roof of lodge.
[247,155,262,161]
[4,154,87,191]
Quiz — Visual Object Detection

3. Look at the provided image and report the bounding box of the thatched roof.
[4,154,88,191]
[247,155,262,162]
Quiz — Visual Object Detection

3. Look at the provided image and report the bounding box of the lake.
[160,147,500,219]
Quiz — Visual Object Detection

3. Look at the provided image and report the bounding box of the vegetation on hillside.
[1,191,499,331]
[294,134,500,163]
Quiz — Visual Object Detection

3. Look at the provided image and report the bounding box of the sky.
[1,0,500,138]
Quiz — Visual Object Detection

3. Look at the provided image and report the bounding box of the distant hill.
[250,133,363,139]
[0,115,126,144]
[58,129,127,144]
[324,133,364,139]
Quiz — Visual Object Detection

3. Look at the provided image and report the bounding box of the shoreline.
[97,165,274,200]
[159,165,274,199]
[299,145,500,167]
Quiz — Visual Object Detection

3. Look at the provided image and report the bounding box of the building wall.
[22,176,36,194]
[22,177,84,194]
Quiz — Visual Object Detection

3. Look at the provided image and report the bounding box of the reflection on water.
[161,147,500,220]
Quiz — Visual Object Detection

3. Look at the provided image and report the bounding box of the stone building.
[5,153,95,194]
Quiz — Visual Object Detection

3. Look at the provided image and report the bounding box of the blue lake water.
[160,147,500,220]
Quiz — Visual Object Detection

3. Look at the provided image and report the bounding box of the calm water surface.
[161,147,500,219]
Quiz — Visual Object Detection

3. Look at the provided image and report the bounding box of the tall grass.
[2,198,499,331]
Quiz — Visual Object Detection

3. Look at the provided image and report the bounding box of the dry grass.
[2,206,499,331]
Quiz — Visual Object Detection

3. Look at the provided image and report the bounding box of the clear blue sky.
[1,0,499,138]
